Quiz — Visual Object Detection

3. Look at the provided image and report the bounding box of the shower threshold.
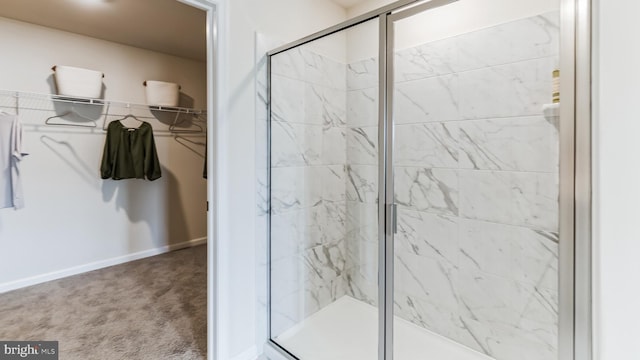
[273,296,492,360]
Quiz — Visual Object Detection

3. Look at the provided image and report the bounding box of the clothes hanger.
[45,105,98,128]
[112,113,144,129]
[169,112,204,134]
[173,135,206,158]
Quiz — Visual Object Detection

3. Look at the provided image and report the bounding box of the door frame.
[174,1,227,360]
[264,0,592,359]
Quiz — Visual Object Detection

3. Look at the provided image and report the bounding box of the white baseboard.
[0,237,207,294]
[230,346,259,360]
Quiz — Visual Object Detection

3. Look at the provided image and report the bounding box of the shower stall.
[265,0,590,359]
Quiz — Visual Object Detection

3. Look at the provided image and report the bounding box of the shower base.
[273,296,492,360]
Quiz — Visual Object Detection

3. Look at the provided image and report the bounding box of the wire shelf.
[0,89,207,115]
[0,89,207,134]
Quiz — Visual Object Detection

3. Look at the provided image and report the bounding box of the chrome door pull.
[386,203,398,235]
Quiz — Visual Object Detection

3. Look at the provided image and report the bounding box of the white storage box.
[52,65,104,99]
[144,80,181,107]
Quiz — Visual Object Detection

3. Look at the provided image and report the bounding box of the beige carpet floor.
[0,245,207,360]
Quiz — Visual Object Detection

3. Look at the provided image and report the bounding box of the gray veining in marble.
[394,167,459,216]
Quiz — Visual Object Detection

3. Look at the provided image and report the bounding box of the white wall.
[593,0,640,359]
[214,0,347,358]
[0,17,207,289]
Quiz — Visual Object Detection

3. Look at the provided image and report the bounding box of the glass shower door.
[388,2,561,360]
[268,18,381,360]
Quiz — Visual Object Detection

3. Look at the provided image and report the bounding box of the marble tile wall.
[344,11,560,360]
[268,46,350,338]
[344,52,380,308]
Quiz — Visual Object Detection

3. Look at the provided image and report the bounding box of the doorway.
[0,0,219,358]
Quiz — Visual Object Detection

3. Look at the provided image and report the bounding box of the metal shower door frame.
[379,4,459,360]
[265,0,591,359]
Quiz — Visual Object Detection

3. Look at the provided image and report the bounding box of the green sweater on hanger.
[100,121,162,181]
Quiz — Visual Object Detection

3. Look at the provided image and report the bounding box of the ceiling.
[0,0,206,61]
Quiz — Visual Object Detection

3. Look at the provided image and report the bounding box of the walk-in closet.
[0,0,210,358]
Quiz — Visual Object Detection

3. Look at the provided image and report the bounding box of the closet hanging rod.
[0,89,207,115]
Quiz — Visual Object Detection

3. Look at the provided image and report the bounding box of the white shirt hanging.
[0,114,28,209]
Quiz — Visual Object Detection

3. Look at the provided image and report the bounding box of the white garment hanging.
[0,114,28,209]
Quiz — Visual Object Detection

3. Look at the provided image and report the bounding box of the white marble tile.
[345,239,378,283]
[256,167,268,216]
[459,170,558,231]
[541,11,561,56]
[304,166,346,207]
[298,205,324,251]
[455,265,532,329]
[271,74,305,123]
[458,219,558,292]
[394,122,459,167]
[300,239,349,318]
[458,57,554,119]
[395,209,458,266]
[271,210,304,260]
[300,48,346,90]
[345,201,378,256]
[271,122,323,167]
[256,43,269,218]
[394,167,459,216]
[271,166,305,214]
[393,291,485,354]
[270,289,305,338]
[456,12,560,72]
[321,165,348,203]
[346,165,378,204]
[395,252,459,313]
[271,255,304,302]
[345,265,378,306]
[459,315,556,360]
[518,285,558,350]
[271,47,306,79]
[457,116,558,172]
[394,39,458,82]
[303,242,347,291]
[305,84,346,127]
[271,46,346,90]
[511,228,558,290]
[347,88,378,127]
[348,224,378,247]
[458,170,511,223]
[347,57,378,90]
[303,167,325,208]
[458,219,512,280]
[322,126,347,165]
[317,201,348,245]
[394,74,460,124]
[346,201,378,234]
[347,126,378,166]
[303,276,348,318]
[512,172,559,231]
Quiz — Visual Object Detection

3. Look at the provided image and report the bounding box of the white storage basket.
[144,80,181,107]
[52,65,104,99]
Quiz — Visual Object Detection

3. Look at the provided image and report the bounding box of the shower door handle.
[386,203,398,235]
